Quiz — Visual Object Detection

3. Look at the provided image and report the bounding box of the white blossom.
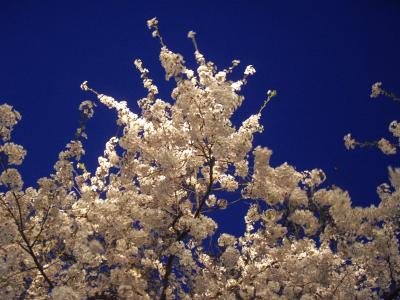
[244,65,256,75]
[0,168,23,190]
[389,120,400,138]
[79,100,95,118]
[218,233,237,247]
[146,17,158,29]
[187,30,196,39]
[370,81,383,98]
[0,104,21,141]
[0,143,26,165]
[160,47,185,80]
[343,133,356,150]
[378,138,396,155]
[80,80,89,91]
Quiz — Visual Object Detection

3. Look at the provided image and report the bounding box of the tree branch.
[0,159,54,289]
[159,156,215,300]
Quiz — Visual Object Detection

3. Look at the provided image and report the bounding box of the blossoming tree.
[1,18,399,300]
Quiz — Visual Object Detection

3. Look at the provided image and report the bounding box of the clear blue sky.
[1,0,399,235]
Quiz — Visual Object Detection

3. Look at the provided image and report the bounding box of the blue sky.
[1,1,399,235]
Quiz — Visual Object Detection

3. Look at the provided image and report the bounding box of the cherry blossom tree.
[0,18,399,300]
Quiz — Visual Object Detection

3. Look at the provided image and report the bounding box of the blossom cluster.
[344,83,399,156]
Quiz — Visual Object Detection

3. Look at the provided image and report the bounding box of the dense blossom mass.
[0,18,399,300]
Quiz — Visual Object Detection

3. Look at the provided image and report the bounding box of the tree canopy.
[0,18,399,300]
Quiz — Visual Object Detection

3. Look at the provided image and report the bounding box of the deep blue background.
[1,0,399,235]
